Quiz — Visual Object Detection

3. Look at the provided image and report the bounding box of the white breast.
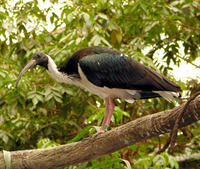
[47,55,72,84]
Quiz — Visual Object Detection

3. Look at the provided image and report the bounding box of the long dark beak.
[15,59,37,87]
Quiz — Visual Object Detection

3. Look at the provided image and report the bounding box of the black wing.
[58,46,121,75]
[79,53,181,92]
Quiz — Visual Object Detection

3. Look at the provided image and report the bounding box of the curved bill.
[15,59,37,87]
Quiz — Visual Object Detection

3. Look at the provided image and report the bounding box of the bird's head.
[15,51,49,87]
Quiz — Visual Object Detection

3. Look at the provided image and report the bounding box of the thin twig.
[157,91,200,154]
[168,91,200,153]
[175,54,200,69]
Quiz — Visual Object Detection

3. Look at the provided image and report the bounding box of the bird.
[15,46,181,133]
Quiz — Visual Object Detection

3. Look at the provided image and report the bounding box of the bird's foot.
[104,125,111,131]
[98,125,111,133]
[95,125,111,135]
[98,129,105,134]
[89,125,111,139]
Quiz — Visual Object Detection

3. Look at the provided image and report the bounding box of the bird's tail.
[146,67,182,92]
[153,91,180,102]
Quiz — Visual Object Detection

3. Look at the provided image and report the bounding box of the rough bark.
[0,95,200,169]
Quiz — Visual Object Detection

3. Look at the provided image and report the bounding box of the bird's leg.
[104,96,114,129]
[99,97,110,133]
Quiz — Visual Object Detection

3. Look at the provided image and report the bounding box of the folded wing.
[79,53,181,93]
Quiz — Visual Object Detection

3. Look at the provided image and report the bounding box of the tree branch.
[175,54,200,69]
[0,95,200,169]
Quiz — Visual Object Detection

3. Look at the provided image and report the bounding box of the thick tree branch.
[0,95,200,169]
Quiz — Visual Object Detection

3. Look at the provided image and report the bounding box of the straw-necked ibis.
[15,46,181,132]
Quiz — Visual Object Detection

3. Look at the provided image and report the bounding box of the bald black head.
[32,51,49,69]
[15,51,49,87]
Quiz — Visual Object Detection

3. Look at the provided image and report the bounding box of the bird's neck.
[46,55,72,84]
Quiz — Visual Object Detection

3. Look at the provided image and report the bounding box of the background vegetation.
[0,0,200,168]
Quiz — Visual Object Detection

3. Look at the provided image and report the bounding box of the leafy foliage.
[134,152,179,169]
[0,0,200,168]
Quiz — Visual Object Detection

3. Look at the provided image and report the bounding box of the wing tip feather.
[154,91,181,102]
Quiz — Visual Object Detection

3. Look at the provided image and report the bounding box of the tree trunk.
[0,95,200,169]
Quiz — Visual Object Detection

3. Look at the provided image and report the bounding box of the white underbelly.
[69,65,179,103]
[77,80,138,100]
[76,65,139,100]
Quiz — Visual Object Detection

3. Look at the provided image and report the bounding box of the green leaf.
[120,158,132,169]
[32,97,38,106]
[37,138,59,148]
[168,155,179,169]
[68,126,93,143]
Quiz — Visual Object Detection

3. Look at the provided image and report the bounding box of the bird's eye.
[36,54,41,59]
